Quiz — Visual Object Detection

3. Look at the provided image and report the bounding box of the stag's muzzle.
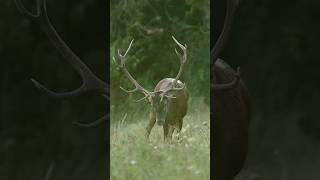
[156,119,164,125]
[156,113,165,125]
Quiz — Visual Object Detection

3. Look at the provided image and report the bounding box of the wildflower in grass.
[187,165,195,170]
[130,160,137,165]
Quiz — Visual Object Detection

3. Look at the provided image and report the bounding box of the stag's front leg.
[163,123,169,141]
[163,123,174,142]
[177,118,183,133]
[145,111,156,139]
[174,119,183,141]
[167,125,175,141]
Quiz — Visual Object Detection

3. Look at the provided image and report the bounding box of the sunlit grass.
[110,98,210,180]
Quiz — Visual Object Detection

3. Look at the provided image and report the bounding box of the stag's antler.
[159,36,187,100]
[113,40,153,102]
[172,36,187,87]
[211,0,238,63]
[114,36,188,102]
[15,0,108,127]
[212,0,241,91]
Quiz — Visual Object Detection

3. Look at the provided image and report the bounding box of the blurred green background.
[110,0,210,119]
[214,0,320,179]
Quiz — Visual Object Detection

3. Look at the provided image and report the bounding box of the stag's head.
[148,91,168,125]
[150,80,185,125]
[113,36,187,125]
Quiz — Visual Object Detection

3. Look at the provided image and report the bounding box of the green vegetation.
[110,0,210,179]
[110,99,210,180]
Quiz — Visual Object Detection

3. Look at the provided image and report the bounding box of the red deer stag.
[113,36,188,140]
[212,0,251,179]
[15,0,108,127]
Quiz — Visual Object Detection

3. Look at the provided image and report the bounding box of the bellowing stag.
[15,0,108,126]
[212,0,251,179]
[113,37,188,140]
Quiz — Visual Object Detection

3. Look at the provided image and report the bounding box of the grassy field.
[110,98,210,180]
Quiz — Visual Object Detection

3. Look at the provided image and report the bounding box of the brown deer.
[211,0,251,180]
[15,0,108,127]
[113,36,188,140]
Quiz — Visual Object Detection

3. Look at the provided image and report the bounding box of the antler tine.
[135,96,149,102]
[15,0,40,18]
[163,94,176,99]
[213,66,241,91]
[114,40,152,99]
[72,113,108,127]
[71,91,108,127]
[16,0,108,98]
[115,39,134,68]
[171,36,187,86]
[122,39,134,57]
[211,0,238,64]
[212,0,241,90]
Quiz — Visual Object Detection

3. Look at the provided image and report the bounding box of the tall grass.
[110,97,210,180]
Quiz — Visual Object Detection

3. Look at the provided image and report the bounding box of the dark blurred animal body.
[211,0,251,179]
[213,59,251,180]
